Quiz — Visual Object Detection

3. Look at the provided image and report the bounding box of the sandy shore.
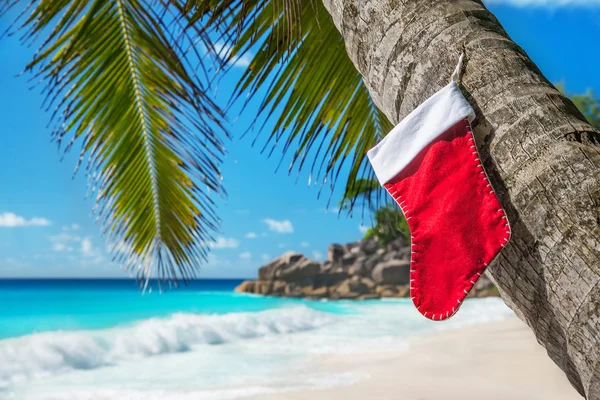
[248,317,583,400]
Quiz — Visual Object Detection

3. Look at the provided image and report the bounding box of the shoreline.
[246,317,583,400]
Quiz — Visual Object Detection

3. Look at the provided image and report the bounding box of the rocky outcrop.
[371,260,410,285]
[235,236,499,300]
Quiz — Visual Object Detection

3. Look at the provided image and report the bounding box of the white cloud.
[359,225,370,234]
[48,233,100,259]
[0,212,51,227]
[239,251,252,260]
[261,254,271,262]
[263,218,294,233]
[48,233,81,252]
[205,253,232,268]
[51,242,71,252]
[300,242,310,247]
[245,232,258,239]
[312,251,324,261]
[211,236,239,249]
[81,238,95,257]
[213,42,253,67]
[484,0,600,6]
[63,223,81,231]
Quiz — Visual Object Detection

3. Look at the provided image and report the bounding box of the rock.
[397,247,411,261]
[314,270,350,287]
[258,252,304,281]
[343,241,360,254]
[373,284,410,297]
[396,285,410,297]
[294,276,316,287]
[382,250,402,262]
[328,244,345,264]
[235,281,255,293]
[259,281,273,294]
[347,264,362,276]
[285,283,304,297]
[359,237,380,255]
[348,254,382,277]
[283,252,304,264]
[303,286,329,298]
[376,284,398,297]
[476,286,500,297]
[362,277,376,290]
[371,260,411,285]
[339,278,371,295]
[332,278,372,299]
[271,280,287,295]
[348,255,380,276]
[246,235,500,301]
[258,261,279,281]
[364,253,383,272]
[474,274,493,291]
[276,258,320,282]
[386,236,407,252]
[340,253,358,268]
[378,288,397,297]
[358,294,380,300]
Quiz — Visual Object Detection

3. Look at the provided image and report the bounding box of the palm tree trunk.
[320,0,600,397]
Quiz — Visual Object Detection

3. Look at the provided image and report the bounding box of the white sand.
[248,317,583,400]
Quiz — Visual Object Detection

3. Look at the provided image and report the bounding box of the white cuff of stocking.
[367,81,476,185]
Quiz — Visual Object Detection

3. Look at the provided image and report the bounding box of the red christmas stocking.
[367,59,510,321]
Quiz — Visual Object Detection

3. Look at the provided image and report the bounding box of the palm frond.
[193,0,392,215]
[339,178,380,211]
[6,0,227,283]
[233,0,392,210]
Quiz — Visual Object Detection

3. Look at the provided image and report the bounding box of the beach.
[250,317,583,400]
[0,280,580,400]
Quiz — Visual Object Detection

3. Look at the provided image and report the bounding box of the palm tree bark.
[320,0,600,397]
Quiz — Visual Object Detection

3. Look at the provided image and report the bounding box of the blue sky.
[1,1,599,278]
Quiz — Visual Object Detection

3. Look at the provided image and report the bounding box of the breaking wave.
[0,306,333,386]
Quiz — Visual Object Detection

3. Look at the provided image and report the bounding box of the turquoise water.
[0,279,514,400]
[0,279,351,339]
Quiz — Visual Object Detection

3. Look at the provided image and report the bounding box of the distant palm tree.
[3,1,600,398]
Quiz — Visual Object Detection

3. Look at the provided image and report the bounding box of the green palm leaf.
[6,0,227,283]
[195,0,392,213]
[338,178,380,211]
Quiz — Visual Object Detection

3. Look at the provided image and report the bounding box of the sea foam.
[0,306,333,387]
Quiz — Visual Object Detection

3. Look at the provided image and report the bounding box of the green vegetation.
[571,90,600,128]
[362,206,410,247]
[557,84,600,128]
[338,178,408,245]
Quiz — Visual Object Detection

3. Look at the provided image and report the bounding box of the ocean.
[0,279,514,399]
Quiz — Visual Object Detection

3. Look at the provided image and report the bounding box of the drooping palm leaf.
[187,0,392,215]
[229,0,392,214]
[4,0,227,283]
[338,178,380,211]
